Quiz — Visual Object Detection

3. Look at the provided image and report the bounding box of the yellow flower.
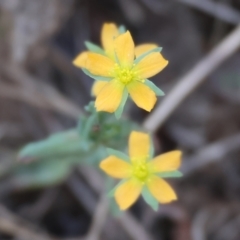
[91,42,164,97]
[100,131,182,210]
[73,23,168,116]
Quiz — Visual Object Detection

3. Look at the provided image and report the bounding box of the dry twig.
[143,24,240,132]
[178,0,240,24]
[182,133,240,175]
[85,195,109,240]
[0,63,82,118]
[0,205,55,240]
[78,166,154,240]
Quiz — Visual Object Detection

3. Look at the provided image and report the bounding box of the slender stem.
[143,25,240,132]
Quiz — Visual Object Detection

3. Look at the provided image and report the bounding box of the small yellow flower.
[100,131,182,210]
[91,41,163,97]
[73,23,168,115]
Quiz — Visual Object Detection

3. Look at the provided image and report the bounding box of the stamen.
[132,160,150,183]
[112,64,138,85]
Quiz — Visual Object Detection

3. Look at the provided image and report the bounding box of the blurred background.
[0,0,240,239]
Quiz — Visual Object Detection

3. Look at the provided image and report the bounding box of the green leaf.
[142,187,158,211]
[84,102,98,115]
[13,158,73,189]
[85,41,105,55]
[115,89,128,119]
[118,25,126,34]
[105,177,116,193]
[106,148,130,162]
[134,47,162,64]
[107,179,127,197]
[81,145,107,165]
[144,80,165,96]
[81,114,97,140]
[82,68,112,81]
[19,130,83,161]
[109,198,122,217]
[158,171,183,178]
[149,135,154,159]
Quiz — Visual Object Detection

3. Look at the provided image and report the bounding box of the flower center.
[132,160,150,183]
[112,64,137,85]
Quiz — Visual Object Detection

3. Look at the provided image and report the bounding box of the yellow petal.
[150,151,182,173]
[115,179,142,210]
[147,176,177,203]
[114,31,134,66]
[73,51,89,68]
[95,79,124,112]
[100,156,131,179]
[135,44,158,58]
[129,131,150,161]
[85,53,115,77]
[127,81,157,111]
[101,23,119,58]
[135,52,168,79]
[91,81,108,96]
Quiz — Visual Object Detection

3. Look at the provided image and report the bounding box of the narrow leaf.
[81,114,97,140]
[149,135,154,159]
[118,25,126,34]
[145,80,165,96]
[109,198,122,216]
[142,187,158,211]
[115,89,128,119]
[106,148,130,162]
[82,68,112,81]
[107,179,127,197]
[85,41,105,55]
[18,130,82,161]
[134,47,162,64]
[158,171,183,178]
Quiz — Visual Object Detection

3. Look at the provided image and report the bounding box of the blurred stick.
[78,166,154,240]
[138,0,240,23]
[48,45,90,105]
[138,0,167,13]
[18,188,60,221]
[66,175,118,240]
[191,210,209,240]
[0,63,82,118]
[0,205,55,240]
[143,24,240,132]
[178,0,240,24]
[182,133,240,175]
[67,174,96,214]
[85,195,109,240]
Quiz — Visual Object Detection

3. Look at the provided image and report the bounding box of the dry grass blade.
[0,205,56,240]
[0,63,82,118]
[182,133,240,175]
[178,0,240,24]
[78,166,154,240]
[85,195,109,240]
[143,24,240,132]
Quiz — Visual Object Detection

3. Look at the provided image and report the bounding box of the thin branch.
[137,0,172,14]
[178,0,240,25]
[67,174,96,214]
[191,210,209,240]
[85,195,109,240]
[0,205,55,240]
[143,24,240,132]
[78,166,154,240]
[0,63,82,118]
[182,133,240,175]
[117,213,155,240]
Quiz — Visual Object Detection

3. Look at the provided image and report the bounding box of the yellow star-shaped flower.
[73,23,168,117]
[100,131,182,210]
